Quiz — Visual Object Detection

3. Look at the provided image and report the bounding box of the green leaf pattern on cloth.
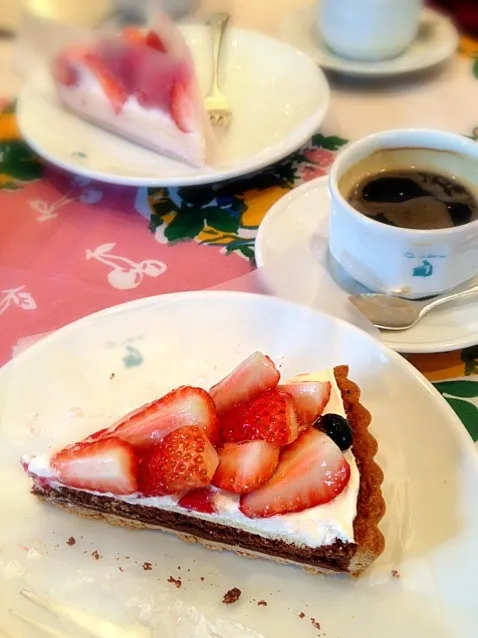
[148,133,348,261]
[434,379,478,442]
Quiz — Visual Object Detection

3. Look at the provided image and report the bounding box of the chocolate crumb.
[167,576,182,589]
[143,562,152,571]
[177,566,181,570]
[118,567,124,572]
[200,577,205,582]
[392,569,400,579]
[257,600,268,606]
[310,618,321,630]
[299,612,306,619]
[222,587,242,605]
[91,550,101,560]
[110,373,115,380]
[66,536,76,546]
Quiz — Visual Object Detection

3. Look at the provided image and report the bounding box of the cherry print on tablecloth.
[85,243,167,290]
[29,176,104,222]
[0,286,36,316]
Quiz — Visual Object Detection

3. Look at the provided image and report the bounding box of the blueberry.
[313,413,353,451]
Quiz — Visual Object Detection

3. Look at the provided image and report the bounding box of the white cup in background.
[328,129,478,299]
[317,0,423,62]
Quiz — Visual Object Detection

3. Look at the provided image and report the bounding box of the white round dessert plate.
[0,291,477,637]
[255,177,478,354]
[280,6,459,79]
[16,25,330,187]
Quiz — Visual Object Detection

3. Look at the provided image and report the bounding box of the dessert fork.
[204,12,232,129]
[3,589,149,638]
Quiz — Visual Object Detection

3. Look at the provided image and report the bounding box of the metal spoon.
[349,281,478,331]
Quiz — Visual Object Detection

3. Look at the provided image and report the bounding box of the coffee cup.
[328,129,478,299]
[317,0,423,62]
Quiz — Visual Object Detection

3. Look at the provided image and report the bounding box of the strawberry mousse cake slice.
[22,352,385,578]
[51,11,214,167]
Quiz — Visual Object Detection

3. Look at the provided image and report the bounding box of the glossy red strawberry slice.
[170,80,197,133]
[102,386,218,450]
[51,55,79,86]
[220,390,299,446]
[51,437,138,495]
[139,426,219,496]
[278,381,331,430]
[239,429,350,518]
[212,440,279,494]
[210,352,280,415]
[82,53,127,114]
[178,487,217,514]
[121,27,167,53]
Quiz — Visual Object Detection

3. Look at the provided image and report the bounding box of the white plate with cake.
[255,177,478,354]
[0,291,477,637]
[16,17,330,187]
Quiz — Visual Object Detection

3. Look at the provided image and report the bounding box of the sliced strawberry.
[51,437,138,495]
[51,55,79,86]
[239,429,350,518]
[145,30,167,53]
[212,440,279,494]
[82,53,127,114]
[138,426,219,496]
[104,386,218,450]
[121,26,146,44]
[170,80,197,133]
[220,390,299,446]
[178,487,217,514]
[278,381,331,431]
[121,27,166,53]
[210,352,281,415]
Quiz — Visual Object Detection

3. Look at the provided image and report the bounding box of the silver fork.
[4,590,149,638]
[204,12,232,129]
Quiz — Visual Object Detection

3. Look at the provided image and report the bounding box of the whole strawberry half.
[97,386,218,450]
[212,440,279,494]
[139,426,219,496]
[220,390,299,446]
[51,437,138,495]
[239,429,350,518]
[278,381,331,430]
[210,351,280,414]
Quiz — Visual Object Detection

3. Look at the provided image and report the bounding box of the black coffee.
[347,169,478,230]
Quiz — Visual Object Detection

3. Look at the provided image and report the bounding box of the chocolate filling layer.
[33,485,357,574]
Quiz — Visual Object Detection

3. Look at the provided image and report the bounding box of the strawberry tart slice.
[52,11,214,166]
[22,352,385,578]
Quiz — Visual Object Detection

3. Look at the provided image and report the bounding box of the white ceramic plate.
[0,291,477,637]
[280,6,459,79]
[255,177,478,354]
[16,25,330,187]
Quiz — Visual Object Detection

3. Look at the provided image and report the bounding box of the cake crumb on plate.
[222,587,242,604]
[142,562,152,571]
[257,599,268,606]
[167,576,182,589]
[66,536,76,546]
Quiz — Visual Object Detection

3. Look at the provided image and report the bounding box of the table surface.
[0,0,477,446]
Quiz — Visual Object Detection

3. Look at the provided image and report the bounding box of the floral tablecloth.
[0,31,477,446]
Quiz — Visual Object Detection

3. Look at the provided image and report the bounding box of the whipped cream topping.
[24,368,360,548]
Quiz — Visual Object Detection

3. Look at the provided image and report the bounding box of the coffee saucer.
[254,177,478,354]
[279,6,459,79]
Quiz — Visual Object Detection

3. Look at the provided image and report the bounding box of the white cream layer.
[25,368,360,548]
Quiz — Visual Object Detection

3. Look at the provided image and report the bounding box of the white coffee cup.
[317,0,423,62]
[328,129,478,299]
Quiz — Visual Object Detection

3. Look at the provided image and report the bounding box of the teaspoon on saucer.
[349,281,478,331]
